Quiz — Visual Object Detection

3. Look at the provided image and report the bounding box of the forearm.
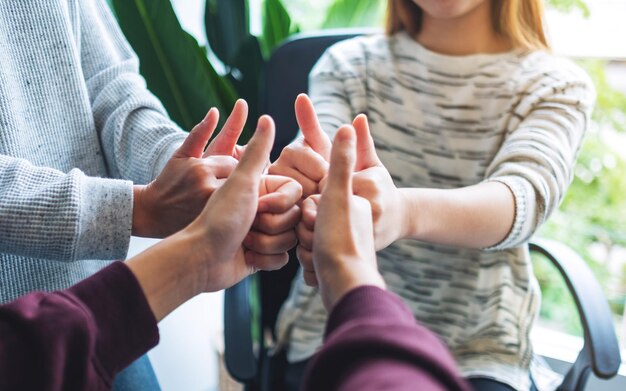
[0,262,158,390]
[304,286,469,391]
[400,181,515,249]
[126,231,203,321]
[81,0,186,183]
[0,155,133,261]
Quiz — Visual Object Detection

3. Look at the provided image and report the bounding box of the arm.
[301,126,468,391]
[79,0,186,183]
[0,154,133,261]
[0,116,300,390]
[0,262,158,391]
[303,287,469,391]
[399,74,595,249]
[309,71,595,251]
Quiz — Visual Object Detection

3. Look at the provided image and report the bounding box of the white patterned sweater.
[0,0,186,302]
[275,33,595,390]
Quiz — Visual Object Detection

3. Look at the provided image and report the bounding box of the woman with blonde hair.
[271,0,595,389]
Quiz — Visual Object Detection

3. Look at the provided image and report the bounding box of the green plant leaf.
[205,0,250,67]
[261,0,293,57]
[547,0,591,18]
[227,35,264,142]
[322,0,384,29]
[111,0,237,131]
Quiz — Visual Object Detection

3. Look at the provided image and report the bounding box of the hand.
[181,115,292,292]
[299,115,407,271]
[132,100,248,238]
[128,116,292,320]
[345,114,408,250]
[268,94,331,200]
[244,175,302,267]
[307,125,385,311]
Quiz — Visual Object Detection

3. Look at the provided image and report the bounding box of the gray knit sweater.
[0,0,187,302]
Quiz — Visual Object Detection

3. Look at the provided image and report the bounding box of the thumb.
[233,115,276,183]
[324,125,356,199]
[174,108,219,158]
[295,94,332,160]
[353,114,381,171]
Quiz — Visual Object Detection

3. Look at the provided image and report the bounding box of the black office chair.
[223,29,622,391]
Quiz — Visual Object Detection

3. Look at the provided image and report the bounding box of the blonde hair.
[385,0,549,50]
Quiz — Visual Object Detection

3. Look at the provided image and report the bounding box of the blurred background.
[118,0,626,389]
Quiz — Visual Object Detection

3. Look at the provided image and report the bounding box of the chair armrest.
[224,277,257,383]
[530,238,621,388]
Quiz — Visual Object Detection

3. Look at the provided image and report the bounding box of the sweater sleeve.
[0,155,134,261]
[484,61,596,250]
[78,0,187,184]
[302,286,470,391]
[0,261,159,391]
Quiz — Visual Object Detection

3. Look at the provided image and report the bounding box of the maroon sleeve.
[0,262,159,391]
[302,286,471,391]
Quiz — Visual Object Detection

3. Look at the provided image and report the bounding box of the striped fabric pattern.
[275,33,595,390]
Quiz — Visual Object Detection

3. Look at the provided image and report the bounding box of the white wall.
[129,237,223,391]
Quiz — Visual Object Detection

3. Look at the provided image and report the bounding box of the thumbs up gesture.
[133,100,249,238]
[269,94,331,200]
[346,114,408,251]
[310,125,385,310]
[297,114,407,279]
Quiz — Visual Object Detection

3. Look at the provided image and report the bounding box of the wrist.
[397,188,414,240]
[319,261,385,311]
[132,185,152,237]
[126,231,205,321]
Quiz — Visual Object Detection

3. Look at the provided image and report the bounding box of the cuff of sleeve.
[150,134,186,181]
[484,176,536,251]
[67,261,159,380]
[74,174,133,260]
[325,286,414,338]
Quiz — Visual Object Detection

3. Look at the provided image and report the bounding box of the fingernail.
[202,108,216,122]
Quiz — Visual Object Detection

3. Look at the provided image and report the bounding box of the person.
[0,0,297,388]
[0,122,470,391]
[270,0,595,390]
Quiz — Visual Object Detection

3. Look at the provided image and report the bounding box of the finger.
[253,205,301,235]
[278,144,330,183]
[268,165,319,199]
[233,144,246,160]
[204,99,248,157]
[296,221,313,251]
[301,195,320,230]
[353,114,381,171]
[324,125,357,198]
[302,269,318,287]
[175,108,219,158]
[295,94,331,160]
[245,251,289,272]
[258,176,303,213]
[232,115,275,184]
[244,230,298,255]
[203,155,239,178]
[296,245,315,272]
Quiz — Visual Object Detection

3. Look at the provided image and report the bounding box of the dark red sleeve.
[302,286,471,391]
[0,262,159,391]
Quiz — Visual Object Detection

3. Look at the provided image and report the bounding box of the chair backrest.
[258,29,376,334]
[262,28,378,161]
